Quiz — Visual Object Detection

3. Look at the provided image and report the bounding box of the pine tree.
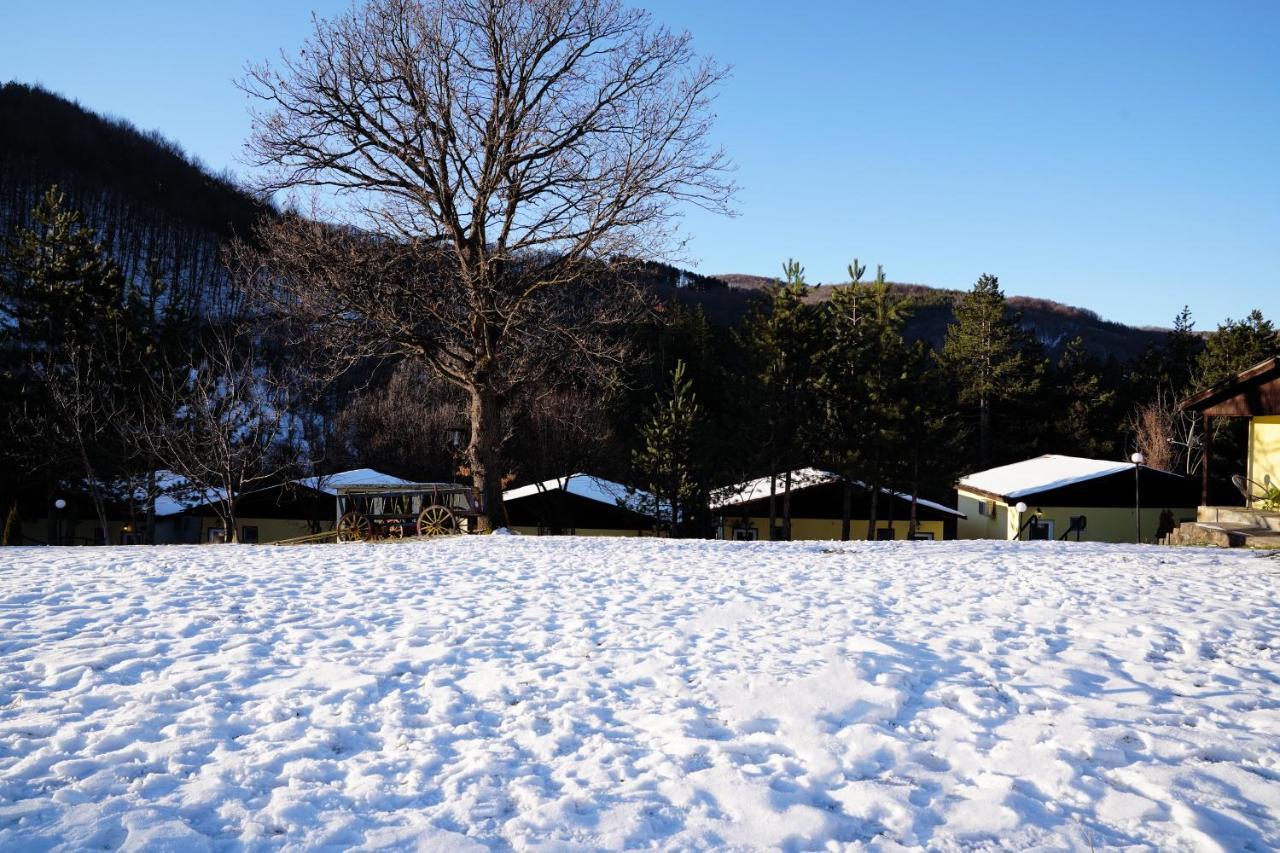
[632,359,707,537]
[0,187,141,538]
[736,259,820,539]
[1051,336,1117,458]
[1195,309,1278,387]
[814,261,913,539]
[940,274,1041,468]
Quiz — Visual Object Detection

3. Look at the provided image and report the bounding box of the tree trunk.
[782,469,792,541]
[219,496,239,544]
[468,384,508,533]
[1200,412,1210,506]
[841,479,852,541]
[768,472,777,541]
[908,457,919,540]
[866,485,879,540]
[146,468,157,545]
[77,446,111,546]
[886,485,896,538]
[979,395,991,469]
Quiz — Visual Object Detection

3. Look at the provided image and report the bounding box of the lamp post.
[53,498,67,545]
[445,425,467,481]
[1131,452,1144,544]
[1013,501,1028,540]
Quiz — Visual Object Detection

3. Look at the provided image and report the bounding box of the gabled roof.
[503,473,656,515]
[295,468,415,496]
[957,455,1134,502]
[1179,356,1280,416]
[713,468,965,518]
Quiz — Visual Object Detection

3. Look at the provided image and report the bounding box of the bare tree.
[240,0,733,530]
[1129,385,1202,475]
[139,325,304,543]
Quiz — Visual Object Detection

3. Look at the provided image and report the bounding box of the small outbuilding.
[956,455,1198,542]
[713,468,964,541]
[503,474,659,536]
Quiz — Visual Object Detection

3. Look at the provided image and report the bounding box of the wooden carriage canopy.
[334,482,483,540]
[1180,356,1280,504]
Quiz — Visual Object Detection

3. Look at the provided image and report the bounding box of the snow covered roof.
[957,455,1135,501]
[295,468,415,496]
[712,468,964,518]
[503,473,656,515]
[711,468,837,508]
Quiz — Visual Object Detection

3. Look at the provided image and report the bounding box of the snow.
[293,468,415,496]
[714,468,965,518]
[503,473,654,513]
[2,538,1278,850]
[958,454,1136,501]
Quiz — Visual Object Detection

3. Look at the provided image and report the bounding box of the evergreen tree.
[813,261,915,539]
[1195,309,1278,387]
[632,359,708,537]
[940,274,1042,468]
[0,187,142,538]
[1050,336,1118,458]
[735,259,820,539]
[1164,306,1202,392]
[899,342,963,538]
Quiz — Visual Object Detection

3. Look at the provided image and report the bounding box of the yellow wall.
[195,517,319,544]
[956,492,1010,540]
[718,517,947,541]
[18,519,133,545]
[1248,416,1280,505]
[956,488,1195,543]
[509,526,653,537]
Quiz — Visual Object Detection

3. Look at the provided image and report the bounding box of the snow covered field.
[1,538,1278,851]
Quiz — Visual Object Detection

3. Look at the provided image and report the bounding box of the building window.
[733,527,758,541]
[241,525,259,544]
[207,527,227,544]
[978,499,997,517]
[911,531,935,541]
[1029,520,1054,540]
[876,528,897,541]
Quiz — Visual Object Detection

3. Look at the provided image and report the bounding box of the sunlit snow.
[1,538,1277,850]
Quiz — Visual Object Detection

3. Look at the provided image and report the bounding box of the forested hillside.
[0,82,266,318]
[713,274,1169,362]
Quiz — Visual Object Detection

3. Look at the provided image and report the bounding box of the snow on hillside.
[1,539,1278,851]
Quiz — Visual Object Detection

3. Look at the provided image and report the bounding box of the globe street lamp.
[53,498,67,545]
[1131,452,1145,544]
[1013,501,1028,540]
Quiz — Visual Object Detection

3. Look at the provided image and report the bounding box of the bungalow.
[503,474,660,536]
[1173,356,1280,547]
[956,455,1198,543]
[156,468,412,544]
[713,469,964,541]
[1179,355,1280,506]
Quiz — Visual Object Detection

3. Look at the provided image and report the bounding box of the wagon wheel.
[417,505,459,537]
[336,511,372,542]
[386,520,406,539]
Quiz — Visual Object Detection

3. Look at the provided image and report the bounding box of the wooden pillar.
[1201,412,1210,506]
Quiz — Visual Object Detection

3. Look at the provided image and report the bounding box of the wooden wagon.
[334,483,483,541]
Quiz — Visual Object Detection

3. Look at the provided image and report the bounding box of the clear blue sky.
[3,1,1277,328]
